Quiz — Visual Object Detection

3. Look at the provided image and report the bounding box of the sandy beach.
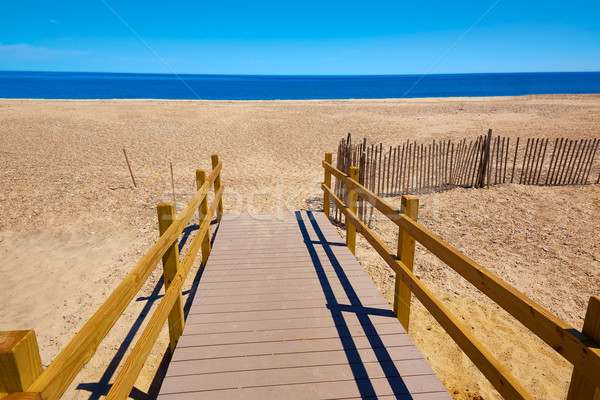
[1,94,599,399]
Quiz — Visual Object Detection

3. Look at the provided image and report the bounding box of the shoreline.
[1,92,600,103]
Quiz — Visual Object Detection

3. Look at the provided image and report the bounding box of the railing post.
[157,202,185,352]
[196,169,212,268]
[567,296,600,400]
[346,167,359,254]
[324,153,332,219]
[393,195,419,332]
[0,331,43,394]
[211,154,224,222]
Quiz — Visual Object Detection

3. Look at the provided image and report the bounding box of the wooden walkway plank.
[158,211,450,399]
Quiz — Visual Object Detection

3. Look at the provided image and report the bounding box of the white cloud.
[0,43,90,60]
[49,19,59,24]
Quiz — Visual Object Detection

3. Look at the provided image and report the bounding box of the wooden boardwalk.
[157,211,450,399]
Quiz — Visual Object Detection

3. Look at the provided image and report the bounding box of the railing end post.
[0,331,43,394]
[567,296,600,399]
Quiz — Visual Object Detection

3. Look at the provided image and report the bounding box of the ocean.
[0,71,599,100]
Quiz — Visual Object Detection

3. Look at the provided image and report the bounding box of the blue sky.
[0,1,599,75]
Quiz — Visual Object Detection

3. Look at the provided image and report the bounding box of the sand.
[0,94,599,399]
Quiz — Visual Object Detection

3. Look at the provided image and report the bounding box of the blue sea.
[0,71,599,100]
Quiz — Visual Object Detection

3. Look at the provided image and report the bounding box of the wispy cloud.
[49,19,59,24]
[0,43,90,60]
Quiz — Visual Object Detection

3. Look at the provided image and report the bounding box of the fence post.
[324,153,332,219]
[393,195,419,332]
[211,154,224,221]
[0,331,43,394]
[157,202,185,352]
[566,296,600,399]
[346,167,359,255]
[196,169,212,268]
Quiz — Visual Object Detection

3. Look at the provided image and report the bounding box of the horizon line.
[1,70,600,77]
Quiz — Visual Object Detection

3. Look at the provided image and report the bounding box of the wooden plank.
[159,211,449,399]
[535,138,549,185]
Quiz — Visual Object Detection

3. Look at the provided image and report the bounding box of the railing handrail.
[0,157,224,400]
[322,157,600,400]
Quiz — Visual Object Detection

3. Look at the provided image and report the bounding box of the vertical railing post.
[196,169,212,268]
[324,153,332,219]
[393,195,419,332]
[346,167,359,255]
[0,330,43,394]
[567,296,600,399]
[157,202,185,352]
[211,154,224,222]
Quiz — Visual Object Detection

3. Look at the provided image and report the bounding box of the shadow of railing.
[295,210,409,399]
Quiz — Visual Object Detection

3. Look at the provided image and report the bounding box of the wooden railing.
[322,153,600,400]
[0,155,224,400]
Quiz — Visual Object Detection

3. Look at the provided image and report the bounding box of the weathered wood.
[393,196,419,332]
[545,138,561,184]
[556,140,573,185]
[157,202,185,352]
[519,138,531,184]
[494,136,500,185]
[565,140,583,185]
[0,331,43,394]
[572,140,591,184]
[524,138,536,185]
[323,184,533,400]
[211,154,224,221]
[567,296,600,400]
[107,185,222,400]
[346,167,359,254]
[196,170,212,267]
[510,137,520,183]
[583,139,599,184]
[378,143,383,195]
[122,148,137,188]
[502,137,509,183]
[27,161,222,400]
[323,160,600,387]
[449,142,454,188]
[525,138,537,185]
[535,138,549,185]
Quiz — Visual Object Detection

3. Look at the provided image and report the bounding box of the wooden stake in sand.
[122,148,137,188]
[170,162,176,203]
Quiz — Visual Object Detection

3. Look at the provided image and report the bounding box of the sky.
[0,1,599,75]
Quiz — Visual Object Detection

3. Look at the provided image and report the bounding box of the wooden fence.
[0,155,224,400]
[333,132,600,226]
[322,154,600,400]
